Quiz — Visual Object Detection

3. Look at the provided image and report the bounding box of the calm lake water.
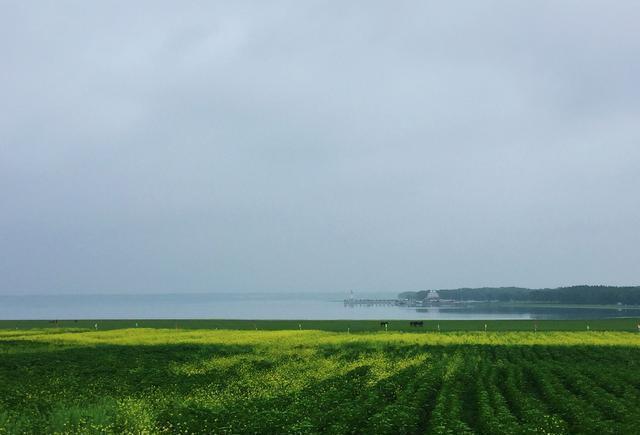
[2,293,640,320]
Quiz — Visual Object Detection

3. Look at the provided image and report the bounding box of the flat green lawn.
[1,327,640,434]
[1,317,639,332]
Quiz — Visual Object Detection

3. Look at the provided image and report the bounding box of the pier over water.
[343,298,405,306]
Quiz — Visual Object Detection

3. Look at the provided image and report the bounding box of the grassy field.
[1,317,640,332]
[1,326,640,434]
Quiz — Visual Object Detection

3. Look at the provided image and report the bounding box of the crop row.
[1,331,640,433]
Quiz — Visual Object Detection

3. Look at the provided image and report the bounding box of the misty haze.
[2,2,640,434]
[2,2,639,298]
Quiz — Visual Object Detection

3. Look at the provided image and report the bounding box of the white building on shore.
[426,290,440,303]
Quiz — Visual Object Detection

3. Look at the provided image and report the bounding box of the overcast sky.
[1,1,639,295]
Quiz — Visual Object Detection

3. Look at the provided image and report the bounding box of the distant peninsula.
[398,285,640,305]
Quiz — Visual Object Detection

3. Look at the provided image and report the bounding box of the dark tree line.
[399,285,640,305]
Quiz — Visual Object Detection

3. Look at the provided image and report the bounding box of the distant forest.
[398,286,640,305]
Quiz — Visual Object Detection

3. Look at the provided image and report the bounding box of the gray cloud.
[1,1,639,294]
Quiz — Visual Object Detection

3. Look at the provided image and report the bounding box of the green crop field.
[1,327,640,434]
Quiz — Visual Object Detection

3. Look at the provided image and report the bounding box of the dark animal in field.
[380,321,389,327]
[409,321,424,327]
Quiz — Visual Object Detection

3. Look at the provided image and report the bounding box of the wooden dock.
[343,299,405,306]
